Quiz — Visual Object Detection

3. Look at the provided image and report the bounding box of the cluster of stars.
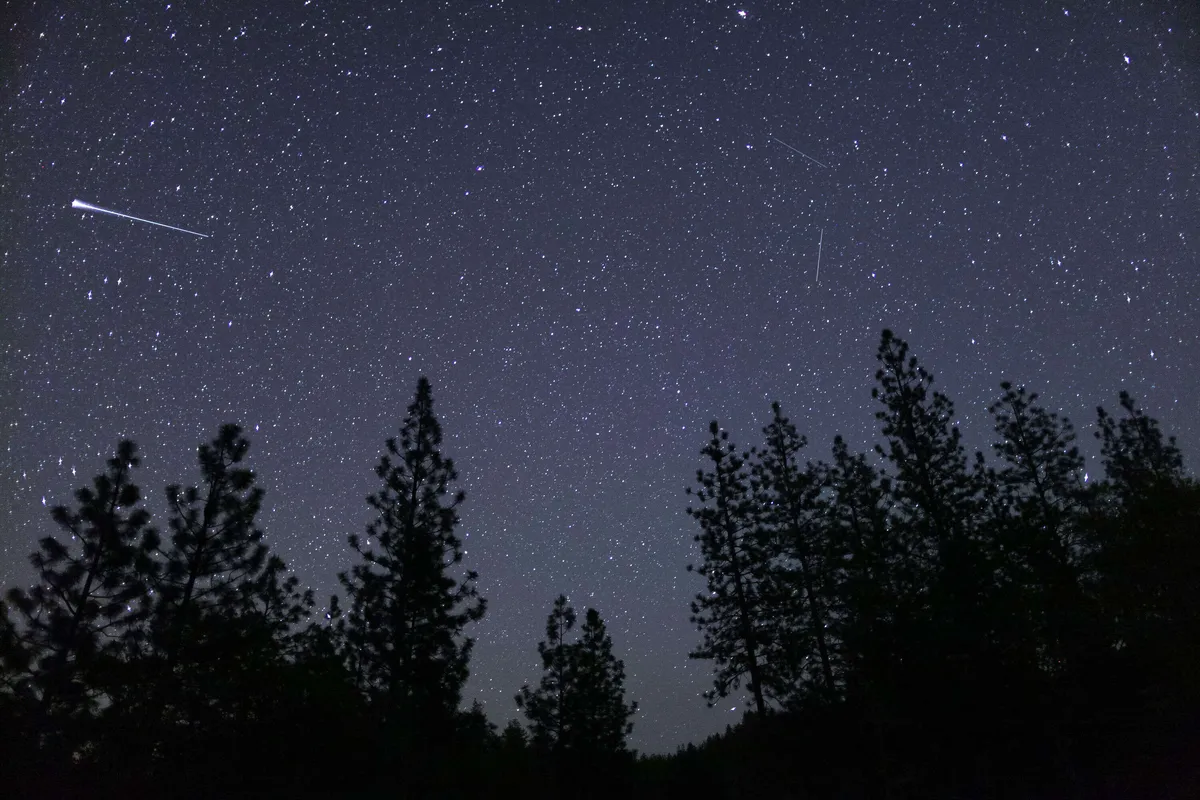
[2,2,1197,752]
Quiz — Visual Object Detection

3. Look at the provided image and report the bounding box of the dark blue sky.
[3,1,1197,752]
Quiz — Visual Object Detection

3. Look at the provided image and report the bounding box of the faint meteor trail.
[816,228,824,284]
[71,199,210,238]
[769,135,828,168]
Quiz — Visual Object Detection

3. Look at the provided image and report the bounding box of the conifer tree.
[821,436,898,703]
[686,421,775,714]
[216,553,314,727]
[133,425,288,725]
[517,598,636,759]
[491,718,534,795]
[1095,391,1186,499]
[751,402,836,703]
[870,330,1021,791]
[517,594,576,752]
[1088,393,1200,707]
[339,377,486,729]
[3,441,157,746]
[872,330,982,563]
[269,595,370,793]
[990,383,1085,540]
[5,442,157,710]
[152,424,271,664]
[233,554,314,658]
[293,595,349,684]
[988,382,1087,674]
[871,331,993,668]
[0,597,42,795]
[571,607,637,755]
[112,425,309,789]
[500,717,529,750]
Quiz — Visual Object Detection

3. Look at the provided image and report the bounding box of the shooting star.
[71,199,210,238]
[769,135,828,168]
[816,228,823,284]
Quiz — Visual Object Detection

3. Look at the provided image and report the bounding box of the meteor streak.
[71,199,210,238]
[816,228,823,284]
[769,135,828,168]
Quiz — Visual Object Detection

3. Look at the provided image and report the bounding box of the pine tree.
[871,331,994,669]
[218,553,314,726]
[339,377,486,730]
[134,426,277,729]
[1095,391,1186,499]
[1088,393,1200,710]
[818,436,908,791]
[570,607,637,755]
[288,595,356,732]
[872,330,982,566]
[517,598,636,756]
[500,717,529,750]
[751,402,836,703]
[686,421,775,715]
[269,595,371,794]
[113,425,308,792]
[871,330,1014,789]
[233,554,314,659]
[0,595,36,777]
[821,436,898,704]
[990,383,1085,538]
[152,424,271,665]
[3,441,158,755]
[517,594,577,753]
[1089,392,1194,638]
[517,598,636,799]
[988,382,1087,675]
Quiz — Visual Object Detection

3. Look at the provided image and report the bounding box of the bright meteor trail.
[71,199,210,238]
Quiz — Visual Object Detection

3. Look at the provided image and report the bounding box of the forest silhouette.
[2,331,1197,798]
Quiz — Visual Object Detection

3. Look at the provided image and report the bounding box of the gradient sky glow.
[2,2,1197,753]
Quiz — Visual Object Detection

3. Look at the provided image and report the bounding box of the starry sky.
[2,1,1198,753]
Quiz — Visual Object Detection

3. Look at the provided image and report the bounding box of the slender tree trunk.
[795,545,836,696]
[45,471,124,711]
[724,510,766,715]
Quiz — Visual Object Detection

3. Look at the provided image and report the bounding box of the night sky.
[3,1,1198,753]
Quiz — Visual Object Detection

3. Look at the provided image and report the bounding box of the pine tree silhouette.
[517,594,577,753]
[95,425,313,794]
[751,402,837,704]
[571,607,637,755]
[987,382,1088,676]
[3,441,158,779]
[518,597,637,798]
[517,597,637,755]
[819,435,904,792]
[872,331,1000,669]
[1096,391,1186,498]
[821,435,898,706]
[339,377,486,735]
[873,331,1025,792]
[686,421,775,715]
[1087,393,1200,723]
[872,330,983,570]
[153,424,271,660]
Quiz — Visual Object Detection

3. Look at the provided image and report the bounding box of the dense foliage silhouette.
[516,595,638,797]
[2,333,1197,798]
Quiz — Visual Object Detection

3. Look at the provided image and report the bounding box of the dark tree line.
[680,329,1200,797]
[0,378,636,798]
[3,331,1197,798]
